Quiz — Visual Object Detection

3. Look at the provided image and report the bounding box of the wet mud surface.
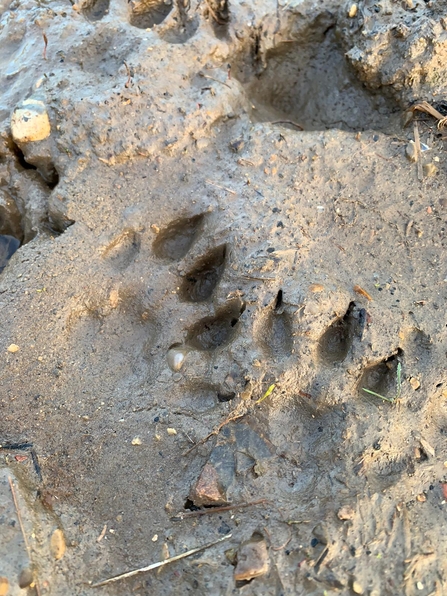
[1,0,447,594]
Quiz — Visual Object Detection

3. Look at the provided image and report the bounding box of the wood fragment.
[172,499,269,520]
[408,101,445,124]
[353,285,373,301]
[90,533,232,587]
[96,524,107,542]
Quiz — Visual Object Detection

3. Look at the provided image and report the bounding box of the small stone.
[405,141,417,161]
[167,428,177,435]
[234,533,269,581]
[352,580,364,594]
[225,547,238,565]
[416,493,426,502]
[7,344,20,353]
[109,289,120,308]
[423,163,437,177]
[0,577,9,596]
[18,568,33,589]
[309,283,324,293]
[196,138,209,150]
[409,377,421,390]
[337,505,355,520]
[50,528,66,560]
[151,534,158,542]
[189,462,227,506]
[230,139,245,153]
[11,98,51,143]
[417,582,424,590]
[167,346,187,372]
[131,437,142,445]
[348,3,358,17]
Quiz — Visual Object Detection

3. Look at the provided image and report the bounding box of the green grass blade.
[362,388,395,403]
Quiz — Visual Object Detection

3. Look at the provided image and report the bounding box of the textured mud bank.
[1,0,447,594]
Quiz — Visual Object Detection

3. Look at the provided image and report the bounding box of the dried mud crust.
[1,0,447,595]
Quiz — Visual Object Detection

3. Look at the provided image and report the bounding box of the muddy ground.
[1,0,447,594]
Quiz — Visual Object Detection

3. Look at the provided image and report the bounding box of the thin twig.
[90,533,232,587]
[123,61,132,88]
[205,180,236,195]
[172,499,269,520]
[43,33,48,60]
[271,120,304,130]
[9,477,41,596]
[263,525,292,551]
[183,403,247,456]
[199,73,231,89]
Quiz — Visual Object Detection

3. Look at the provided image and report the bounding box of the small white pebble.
[416,582,424,590]
[7,344,20,353]
[167,428,177,436]
[348,3,358,17]
[152,534,158,542]
[131,437,142,445]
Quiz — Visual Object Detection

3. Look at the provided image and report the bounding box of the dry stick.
[200,73,231,89]
[8,476,42,596]
[183,404,247,456]
[172,498,269,520]
[90,533,232,588]
[413,122,423,182]
[271,120,304,130]
[205,180,236,195]
[42,33,48,60]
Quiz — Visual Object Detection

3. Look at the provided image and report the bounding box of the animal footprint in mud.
[128,0,173,29]
[318,302,361,365]
[81,0,110,20]
[358,351,402,401]
[180,244,226,302]
[103,229,140,271]
[255,290,293,359]
[185,300,245,351]
[153,214,204,261]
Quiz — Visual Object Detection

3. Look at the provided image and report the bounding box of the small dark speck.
[272,207,280,213]
[277,221,284,228]
[429,485,434,490]
[317,426,323,432]
[218,521,231,535]
[373,134,379,142]
[267,247,275,253]
[310,538,319,547]
[153,416,160,423]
